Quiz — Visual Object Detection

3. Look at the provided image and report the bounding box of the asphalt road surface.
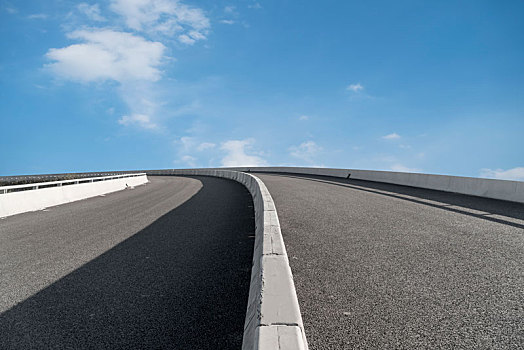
[255,173,524,349]
[0,176,255,349]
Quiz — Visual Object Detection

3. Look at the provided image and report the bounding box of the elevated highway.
[255,173,524,349]
[1,168,523,349]
[1,176,255,349]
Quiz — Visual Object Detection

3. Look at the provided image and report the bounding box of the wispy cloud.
[5,6,18,14]
[110,0,210,42]
[197,142,215,151]
[224,6,236,14]
[289,141,322,163]
[27,13,48,20]
[118,114,158,130]
[177,136,196,151]
[178,34,198,44]
[221,139,266,167]
[174,137,216,166]
[219,5,238,26]
[180,155,197,167]
[346,83,363,92]
[298,115,309,121]
[382,132,401,140]
[480,167,524,181]
[77,3,106,22]
[390,164,421,173]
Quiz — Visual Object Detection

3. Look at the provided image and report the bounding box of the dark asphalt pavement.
[0,176,254,349]
[255,173,524,349]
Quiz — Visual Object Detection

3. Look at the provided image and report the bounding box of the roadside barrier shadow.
[254,172,524,230]
[0,176,255,350]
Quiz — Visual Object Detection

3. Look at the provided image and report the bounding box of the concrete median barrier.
[147,169,308,350]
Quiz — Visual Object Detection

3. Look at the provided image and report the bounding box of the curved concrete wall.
[217,167,524,204]
[148,169,308,350]
[0,174,148,218]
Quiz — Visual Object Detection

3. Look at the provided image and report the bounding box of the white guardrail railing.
[0,173,146,194]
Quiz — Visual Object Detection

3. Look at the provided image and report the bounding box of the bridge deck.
[0,176,254,349]
[256,173,524,349]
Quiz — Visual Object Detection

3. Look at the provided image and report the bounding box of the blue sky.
[1,0,523,179]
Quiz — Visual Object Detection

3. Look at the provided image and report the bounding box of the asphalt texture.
[0,176,255,349]
[255,173,524,349]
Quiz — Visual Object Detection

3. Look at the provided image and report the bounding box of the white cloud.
[289,141,322,163]
[181,155,197,167]
[188,30,205,40]
[174,138,214,166]
[45,0,210,132]
[116,82,165,129]
[46,29,166,83]
[110,0,210,41]
[224,6,236,13]
[221,139,266,167]
[27,13,48,19]
[346,83,363,92]
[5,6,18,14]
[178,34,195,44]
[176,137,215,152]
[480,167,524,181]
[390,164,421,173]
[220,19,235,25]
[248,2,262,9]
[382,132,401,140]
[118,113,158,129]
[176,136,196,151]
[197,142,215,151]
[298,115,309,121]
[77,3,106,21]
[178,30,206,44]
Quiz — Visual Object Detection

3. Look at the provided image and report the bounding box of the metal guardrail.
[0,173,146,195]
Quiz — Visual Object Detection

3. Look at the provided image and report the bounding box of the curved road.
[0,176,254,349]
[256,173,524,349]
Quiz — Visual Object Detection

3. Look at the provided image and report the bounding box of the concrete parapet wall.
[0,174,148,218]
[147,169,308,350]
[349,169,524,203]
[217,167,524,204]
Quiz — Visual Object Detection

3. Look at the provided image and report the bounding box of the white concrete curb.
[147,169,308,350]
[0,173,148,218]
